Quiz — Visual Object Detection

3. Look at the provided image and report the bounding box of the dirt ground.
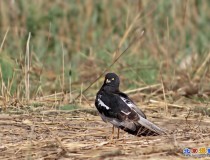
[0,103,210,160]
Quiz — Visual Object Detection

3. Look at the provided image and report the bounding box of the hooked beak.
[106,79,111,83]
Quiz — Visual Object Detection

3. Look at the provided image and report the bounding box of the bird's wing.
[117,92,147,118]
[118,95,166,135]
[100,113,137,131]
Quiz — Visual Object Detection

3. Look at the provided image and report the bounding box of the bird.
[95,72,166,137]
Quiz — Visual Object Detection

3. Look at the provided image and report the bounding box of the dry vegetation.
[0,0,210,159]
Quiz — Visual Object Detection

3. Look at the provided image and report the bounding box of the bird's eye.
[112,78,115,80]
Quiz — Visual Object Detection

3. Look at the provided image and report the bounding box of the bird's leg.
[117,128,120,139]
[108,125,115,143]
[111,125,115,140]
[112,125,115,135]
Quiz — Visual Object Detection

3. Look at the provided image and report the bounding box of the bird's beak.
[106,79,111,83]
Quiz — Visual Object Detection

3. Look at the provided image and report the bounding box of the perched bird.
[95,72,166,137]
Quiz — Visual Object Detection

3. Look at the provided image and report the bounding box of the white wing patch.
[98,98,110,110]
[120,96,141,115]
[121,110,131,115]
[120,96,135,108]
[120,96,147,119]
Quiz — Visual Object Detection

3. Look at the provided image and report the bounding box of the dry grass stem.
[149,99,187,109]
[61,43,65,92]
[0,27,9,53]
[194,52,210,80]
[69,64,72,103]
[124,84,161,94]
[25,32,31,101]
[80,83,83,105]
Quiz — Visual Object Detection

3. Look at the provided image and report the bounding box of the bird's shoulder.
[95,89,128,117]
[96,89,119,107]
[95,89,117,113]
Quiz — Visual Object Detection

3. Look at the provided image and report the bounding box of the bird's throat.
[103,85,119,93]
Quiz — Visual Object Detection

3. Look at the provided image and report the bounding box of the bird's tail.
[136,116,166,136]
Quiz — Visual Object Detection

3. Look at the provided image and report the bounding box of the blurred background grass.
[0,0,210,100]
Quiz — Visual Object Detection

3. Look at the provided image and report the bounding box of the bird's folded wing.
[106,116,137,131]
[137,116,166,135]
[119,95,146,118]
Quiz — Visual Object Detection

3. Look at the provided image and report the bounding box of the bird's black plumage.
[95,73,166,136]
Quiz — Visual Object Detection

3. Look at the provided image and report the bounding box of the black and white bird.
[95,72,166,137]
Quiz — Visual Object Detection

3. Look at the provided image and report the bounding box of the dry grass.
[1,82,210,160]
[1,102,210,160]
[0,1,210,159]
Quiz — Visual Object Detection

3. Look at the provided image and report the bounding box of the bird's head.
[103,73,120,90]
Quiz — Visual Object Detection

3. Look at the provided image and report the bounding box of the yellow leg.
[117,128,120,139]
[109,126,119,141]
[108,125,114,141]
[112,125,115,135]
